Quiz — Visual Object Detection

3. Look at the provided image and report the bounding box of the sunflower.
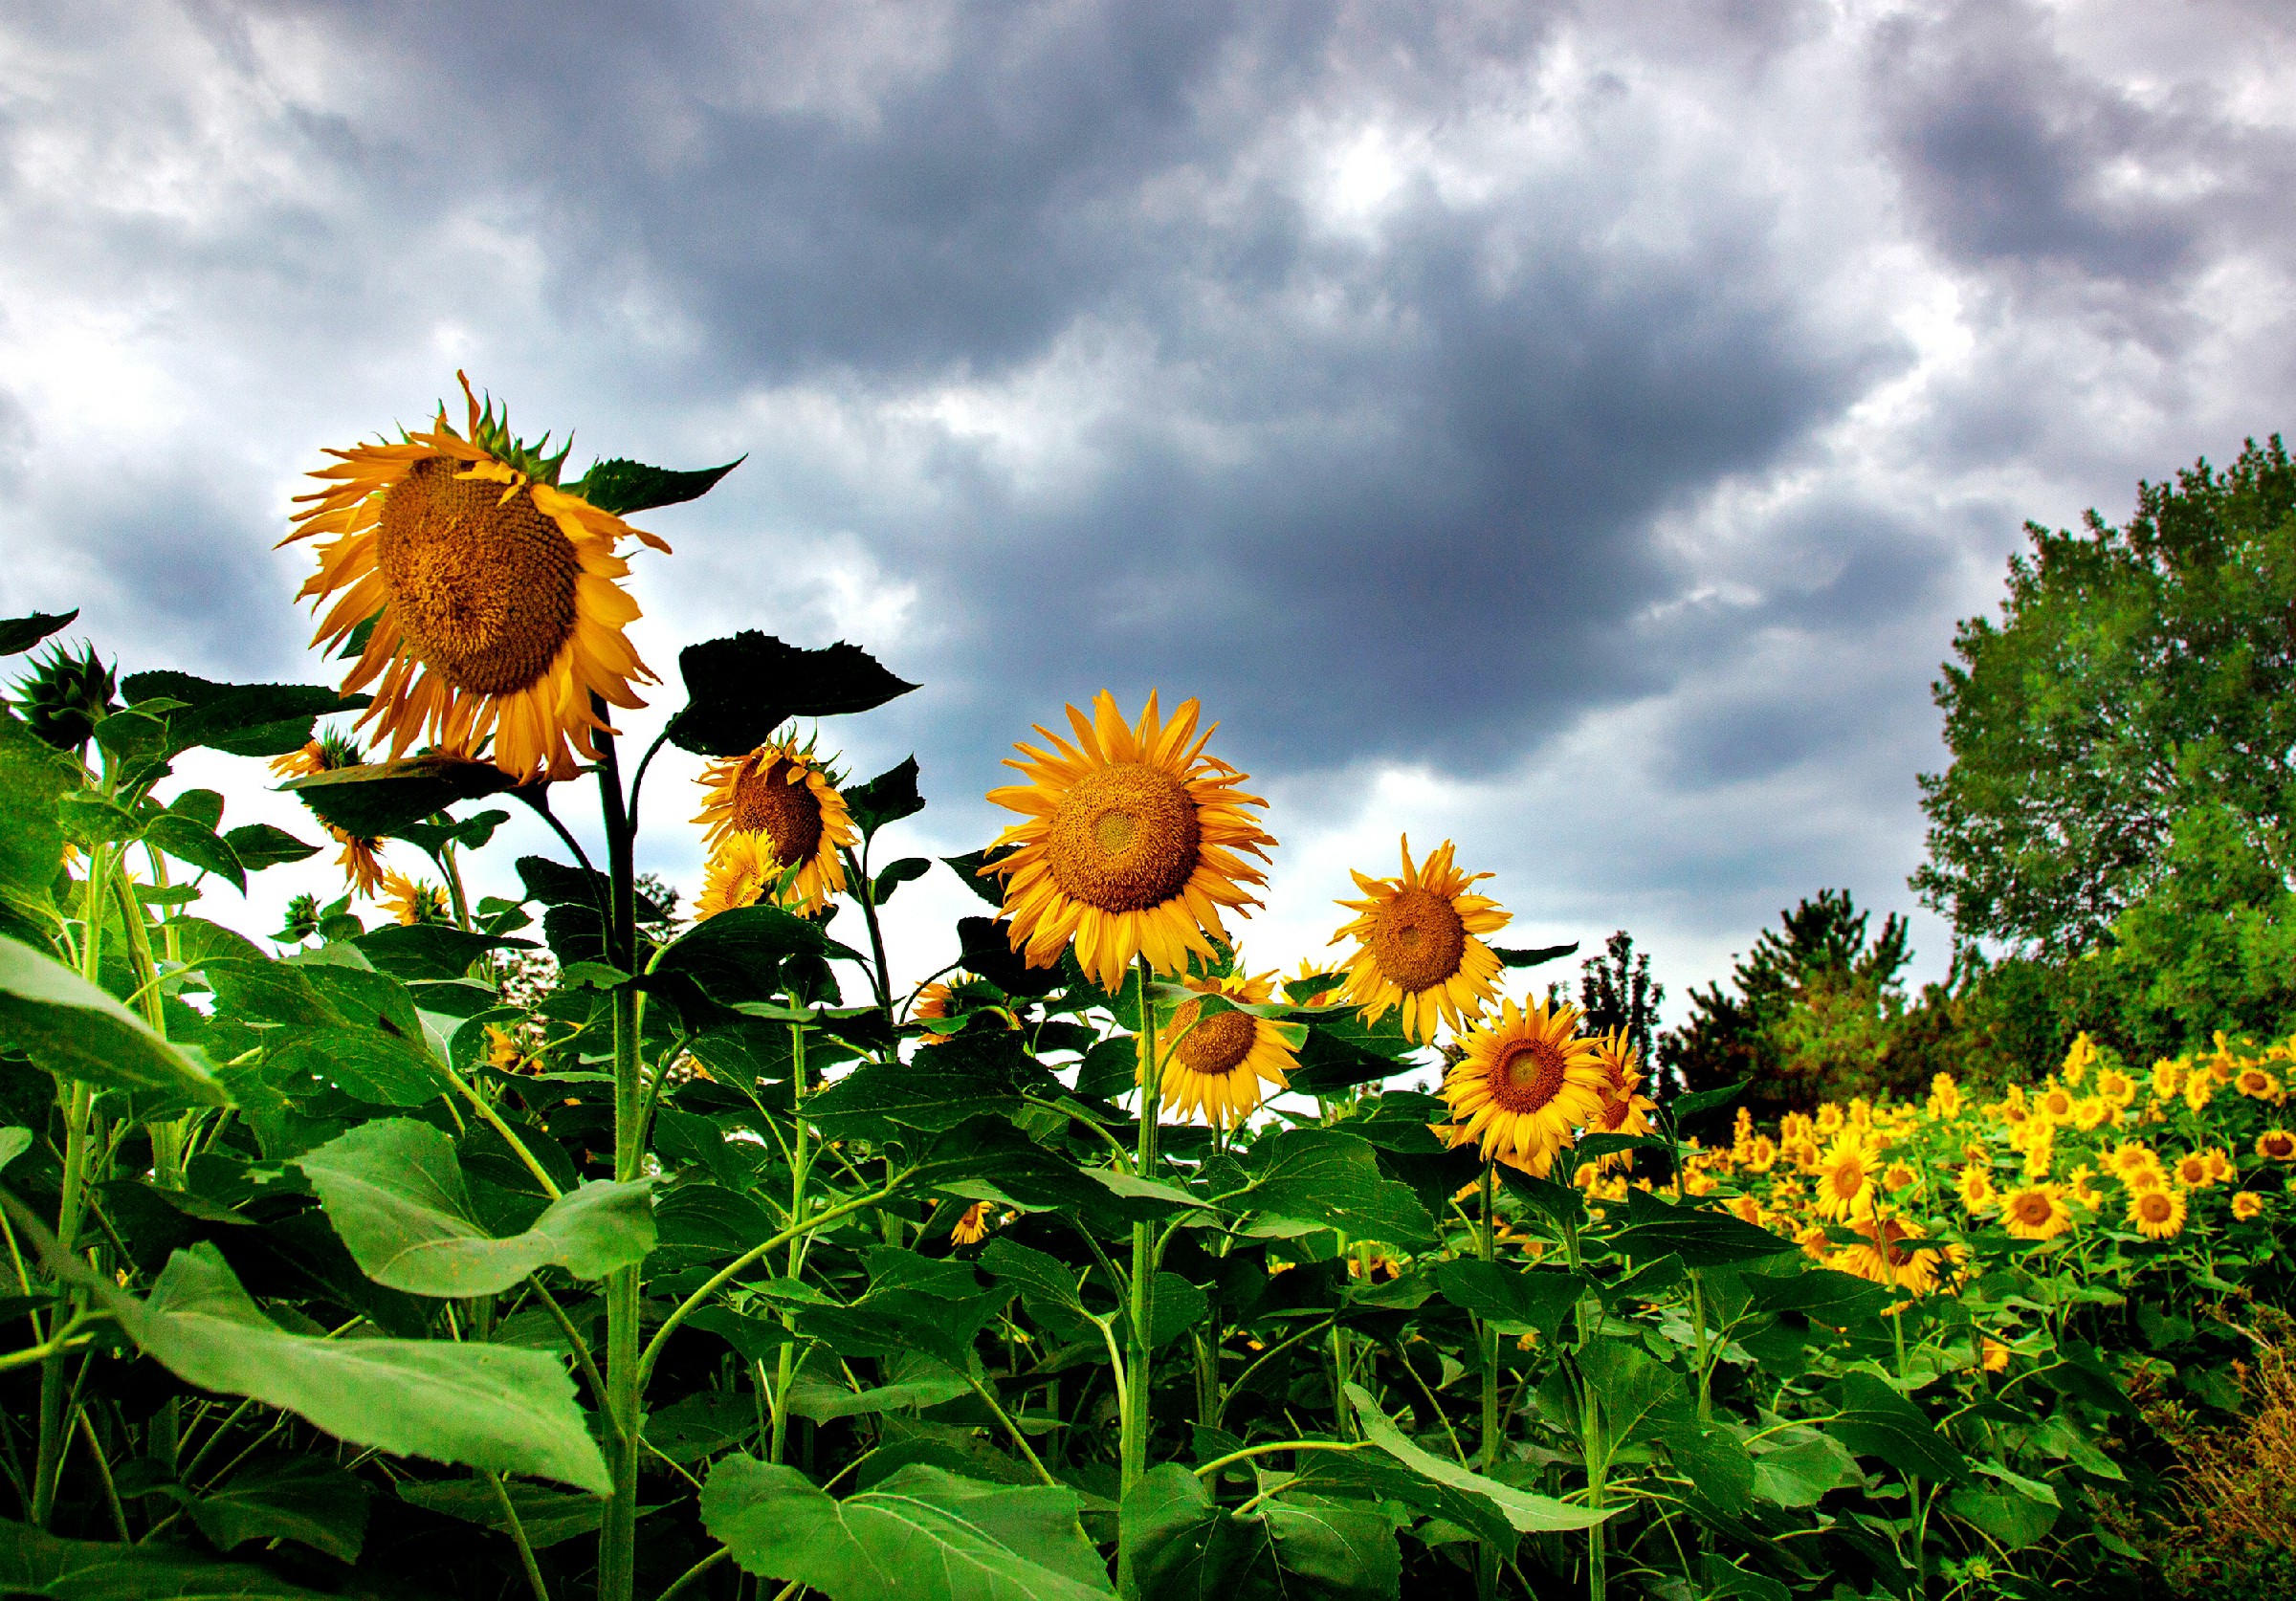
[695,832,784,921]
[270,732,388,896]
[2233,1191,2264,1221]
[2127,1186,2187,1240]
[2173,1151,2215,1189]
[2070,1096,2108,1132]
[2184,1072,2216,1113]
[693,736,855,914]
[950,1202,994,1246]
[2095,1066,2136,1108]
[1439,998,1606,1172]
[1981,1337,2011,1372]
[1814,1133,1881,1222]
[2201,1147,2233,1185]
[1744,1133,1778,1173]
[1581,1031,1658,1170]
[2258,1129,2296,1162]
[1158,970,1297,1128]
[380,870,449,926]
[2107,1142,2163,1186]
[1882,1159,1917,1193]
[2066,1165,2104,1210]
[982,691,1273,993]
[2063,1032,2097,1085]
[1999,1183,2072,1241]
[1957,1165,1997,1214]
[1836,1217,1945,1294]
[2237,1066,2281,1100]
[284,375,665,782]
[2035,1084,2075,1123]
[1329,837,1509,1043]
[1927,1074,1963,1119]
[2151,1059,2182,1100]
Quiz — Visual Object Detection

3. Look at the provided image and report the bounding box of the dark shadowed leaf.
[570,456,742,516]
[0,611,77,657]
[351,923,530,981]
[144,814,246,892]
[185,1456,368,1564]
[0,1517,324,1599]
[1247,1129,1434,1246]
[942,846,1014,907]
[1434,1261,1584,1337]
[396,1478,608,1548]
[222,823,319,872]
[1828,1371,1967,1482]
[0,718,75,908]
[1121,1466,1399,1601]
[281,757,517,839]
[1488,943,1578,969]
[666,632,917,757]
[845,756,925,836]
[121,672,366,760]
[1616,1190,1796,1267]
[1345,1387,1610,1532]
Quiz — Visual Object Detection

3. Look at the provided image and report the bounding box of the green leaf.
[87,1242,609,1492]
[0,611,77,657]
[1749,1430,1860,1507]
[119,672,365,760]
[1972,1458,2061,1509]
[665,633,918,757]
[0,935,226,1103]
[980,1238,1087,1314]
[1946,1483,2057,1550]
[570,455,743,516]
[144,814,246,892]
[0,717,74,908]
[1614,1190,1796,1267]
[351,923,530,981]
[846,756,925,836]
[296,1119,651,1296]
[1433,1261,1582,1337]
[1827,1371,1967,1483]
[395,1478,607,1548]
[221,823,319,872]
[1286,1024,1405,1095]
[807,1046,1028,1140]
[1343,1384,1610,1532]
[702,1458,1115,1601]
[267,1026,446,1108]
[516,855,667,919]
[1245,1129,1434,1247]
[1121,1466,1399,1601]
[394,807,509,856]
[280,757,517,840]
[1576,1343,1755,1512]
[1488,942,1578,968]
[0,1128,30,1172]
[872,856,933,905]
[1741,1265,1894,1328]
[0,1517,325,1599]
[1668,1078,1750,1122]
[647,902,829,1010]
[184,1456,368,1564]
[942,847,1014,908]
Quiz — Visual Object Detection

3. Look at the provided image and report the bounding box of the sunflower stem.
[592,711,643,1601]
[1121,958,1161,1508]
[1476,1160,1500,1601]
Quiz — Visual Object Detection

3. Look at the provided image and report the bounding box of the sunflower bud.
[12,641,117,751]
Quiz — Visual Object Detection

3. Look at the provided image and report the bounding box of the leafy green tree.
[1912,435,2296,1056]
[1577,930,1665,1082]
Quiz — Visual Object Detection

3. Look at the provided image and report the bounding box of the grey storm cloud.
[3,0,2292,998]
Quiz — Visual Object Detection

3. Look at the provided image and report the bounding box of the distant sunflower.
[2257,1129,2296,1162]
[694,832,784,921]
[1814,1133,1880,1222]
[2173,1151,2215,1189]
[1982,1337,2011,1372]
[2232,1191,2264,1222]
[1330,837,1509,1042]
[1583,1031,1658,1169]
[2202,1147,2233,1185]
[380,870,449,927]
[1957,1165,1997,1214]
[2095,1066,2136,1108]
[2035,1084,2075,1123]
[2107,1142,2163,1186]
[694,737,855,915]
[1158,970,1297,1129]
[2236,1066,2281,1100]
[2000,1183,2072,1241]
[283,374,665,782]
[1882,1159,1917,1193]
[1440,998,1606,1173]
[1836,1217,1946,1294]
[2066,1166,2104,1210]
[2127,1185,2187,1240]
[269,732,387,896]
[950,1202,994,1246]
[982,691,1274,993]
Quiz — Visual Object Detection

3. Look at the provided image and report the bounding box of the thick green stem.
[1121,960,1160,1498]
[594,719,643,1601]
[771,1024,810,1466]
[1476,1161,1499,1601]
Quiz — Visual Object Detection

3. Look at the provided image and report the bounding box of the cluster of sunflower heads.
[12,639,118,751]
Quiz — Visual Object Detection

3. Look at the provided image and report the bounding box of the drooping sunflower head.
[271,732,388,894]
[380,870,450,927]
[2000,1183,2072,1241]
[1814,1132,1880,1222]
[694,735,855,915]
[1158,969,1296,1129]
[695,831,790,921]
[11,640,118,752]
[2233,1191,2265,1221]
[1329,836,1509,1043]
[284,374,666,782]
[1439,998,1606,1172]
[2127,1185,2187,1240]
[982,691,1275,993]
[950,1202,994,1246]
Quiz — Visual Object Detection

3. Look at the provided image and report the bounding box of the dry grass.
[2151,1308,2296,1596]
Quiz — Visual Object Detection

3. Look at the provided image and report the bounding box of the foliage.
[1578,932,1666,1091]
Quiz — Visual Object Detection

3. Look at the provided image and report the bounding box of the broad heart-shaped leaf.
[1434,1261,1584,1337]
[0,1516,326,1599]
[143,813,246,892]
[646,902,829,1010]
[702,1458,1115,1601]
[280,757,518,840]
[514,855,669,921]
[185,1456,368,1564]
[89,1242,609,1492]
[1827,1371,1968,1483]
[351,922,531,981]
[844,756,925,836]
[296,1118,653,1296]
[0,935,227,1103]
[1286,1023,1405,1095]
[956,915,1063,999]
[1121,1465,1400,1601]
[1614,1189,1797,1267]
[0,716,74,908]
[569,455,743,516]
[222,823,320,872]
[0,610,77,657]
[1575,1343,1755,1512]
[942,846,1014,908]
[120,671,365,760]
[664,632,918,757]
[1488,942,1578,969]
[1243,1129,1435,1247]
[1343,1385,1612,1534]
[1741,1265,1895,1328]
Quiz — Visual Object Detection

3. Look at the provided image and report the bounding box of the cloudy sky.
[4,0,2292,1018]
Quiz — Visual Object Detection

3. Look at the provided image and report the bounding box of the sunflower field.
[0,381,2288,1601]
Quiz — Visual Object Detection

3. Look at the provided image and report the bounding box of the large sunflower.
[1329,837,1509,1042]
[2000,1183,2072,1241]
[694,736,856,915]
[1814,1132,1880,1221]
[283,375,664,782]
[982,691,1274,993]
[1157,970,1297,1129]
[1440,998,1606,1172]
[2126,1185,2187,1240]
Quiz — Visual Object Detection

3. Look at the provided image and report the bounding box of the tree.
[1912,436,2296,1056]
[1578,930,1667,1087]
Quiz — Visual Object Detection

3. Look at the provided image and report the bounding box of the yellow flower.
[2126,1185,2187,1240]
[983,691,1273,993]
[1582,1031,1658,1169]
[1439,998,1607,1173]
[1927,1073,1963,1119]
[1883,1159,1917,1193]
[2236,1065,2281,1100]
[694,832,789,920]
[1816,1102,1845,1135]
[2257,1129,2296,1162]
[283,374,665,781]
[2095,1066,2136,1108]
[1329,837,1509,1042]
[379,870,449,926]
[1729,1194,1764,1226]
[270,734,389,895]
[913,979,956,1044]
[2232,1191,2264,1221]
[2064,1032,2097,1085]
[1836,1217,1946,1294]
[1981,1337,2011,1372]
[1999,1183,2072,1241]
[951,1202,994,1245]
[1958,1165,1997,1214]
[694,738,856,915]
[1744,1133,1778,1173]
[2201,1147,2233,1185]
[2172,1151,2215,1189]
[2021,1138,2055,1181]
[2151,1058,2182,1099]
[1795,1223,1829,1261]
[2069,1096,2108,1132]
[1158,970,1297,1128]
[2184,1072,2216,1114]
[2066,1166,2104,1210]
[2107,1142,2163,1187]
[2034,1082,2075,1123]
[1814,1133,1880,1222]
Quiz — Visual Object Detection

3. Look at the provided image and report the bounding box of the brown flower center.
[1046,762,1201,912]
[1172,1001,1257,1077]
[732,757,827,866]
[1366,886,1467,993]
[1828,1158,1866,1198]
[2265,1133,2295,1158]
[378,457,580,695]
[2138,1192,2172,1222]
[2013,1193,2052,1225]
[1488,1036,1566,1114]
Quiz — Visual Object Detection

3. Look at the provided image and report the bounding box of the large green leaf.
[120,672,364,760]
[807,1051,1026,1140]
[0,611,77,657]
[0,1517,324,1599]
[1343,1385,1609,1533]
[221,823,319,873]
[396,1479,608,1548]
[1614,1190,1796,1267]
[569,455,742,516]
[296,1118,653,1297]
[1433,1261,1583,1338]
[1243,1129,1433,1247]
[266,1026,446,1108]
[143,813,246,892]
[90,1242,609,1491]
[647,903,829,1009]
[183,1457,368,1564]
[351,923,530,981]
[1121,1466,1400,1601]
[664,633,918,757]
[0,716,74,908]
[0,935,226,1103]
[1576,1342,1755,1512]
[844,756,925,836]
[279,757,517,840]
[1826,1371,1967,1483]
[701,1458,1115,1601]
